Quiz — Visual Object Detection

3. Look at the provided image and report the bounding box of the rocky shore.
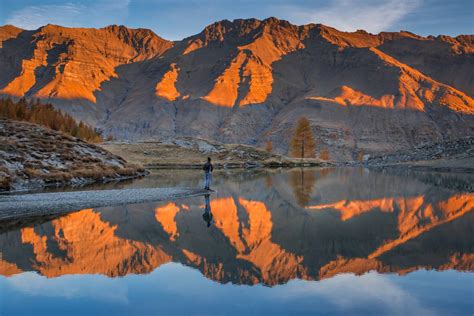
[0,187,209,222]
[354,137,474,172]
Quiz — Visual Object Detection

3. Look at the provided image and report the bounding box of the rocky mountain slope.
[1,18,473,161]
[0,119,145,191]
[364,136,474,171]
[0,24,172,124]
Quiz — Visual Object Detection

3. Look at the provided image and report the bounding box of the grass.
[101,140,325,169]
[0,119,145,191]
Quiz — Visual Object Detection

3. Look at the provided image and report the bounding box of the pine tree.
[290,117,316,159]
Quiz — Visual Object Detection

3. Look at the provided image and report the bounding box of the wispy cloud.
[272,272,435,315]
[7,272,129,303]
[6,0,131,30]
[278,0,423,33]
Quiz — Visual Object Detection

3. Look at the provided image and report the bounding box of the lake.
[0,168,473,315]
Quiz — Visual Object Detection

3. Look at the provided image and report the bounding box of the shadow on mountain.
[25,42,70,97]
[0,30,36,90]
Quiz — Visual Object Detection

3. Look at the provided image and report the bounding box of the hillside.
[1,18,473,161]
[0,97,102,142]
[0,24,172,124]
[0,119,145,191]
[101,137,326,169]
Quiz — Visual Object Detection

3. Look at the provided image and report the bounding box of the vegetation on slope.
[0,97,103,143]
[0,119,145,191]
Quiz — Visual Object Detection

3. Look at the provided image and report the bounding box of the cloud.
[5,3,84,29]
[5,0,131,30]
[7,272,129,303]
[279,0,422,33]
[271,272,436,315]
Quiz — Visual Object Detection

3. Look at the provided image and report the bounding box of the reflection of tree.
[265,175,273,188]
[290,169,317,207]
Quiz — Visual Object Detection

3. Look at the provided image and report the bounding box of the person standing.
[203,157,213,190]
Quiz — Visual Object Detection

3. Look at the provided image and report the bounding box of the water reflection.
[203,194,213,227]
[289,169,317,207]
[0,168,472,287]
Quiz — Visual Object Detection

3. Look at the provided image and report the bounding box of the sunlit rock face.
[1,19,473,159]
[0,169,472,285]
[0,24,172,123]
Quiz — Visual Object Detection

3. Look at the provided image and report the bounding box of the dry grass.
[0,165,12,190]
[0,119,145,190]
[101,141,323,168]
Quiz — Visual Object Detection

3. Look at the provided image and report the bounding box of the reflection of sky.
[1,265,473,315]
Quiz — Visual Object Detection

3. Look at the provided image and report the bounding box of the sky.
[0,0,472,40]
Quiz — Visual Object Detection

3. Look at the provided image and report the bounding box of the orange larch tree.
[290,117,316,159]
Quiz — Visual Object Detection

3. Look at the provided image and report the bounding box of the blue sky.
[0,0,472,40]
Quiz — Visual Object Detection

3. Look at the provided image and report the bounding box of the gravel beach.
[0,187,210,221]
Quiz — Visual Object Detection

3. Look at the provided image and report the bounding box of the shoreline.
[3,162,471,195]
[144,161,329,169]
[366,164,474,174]
[0,187,211,221]
[1,171,149,194]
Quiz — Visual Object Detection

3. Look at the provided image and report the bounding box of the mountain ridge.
[1,18,473,160]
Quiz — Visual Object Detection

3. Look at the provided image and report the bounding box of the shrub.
[320,149,330,161]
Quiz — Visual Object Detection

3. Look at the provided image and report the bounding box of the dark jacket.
[203,162,213,173]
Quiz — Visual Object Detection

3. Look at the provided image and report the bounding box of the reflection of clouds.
[1,265,468,314]
[269,272,435,315]
[153,263,222,298]
[137,264,438,316]
[6,272,129,304]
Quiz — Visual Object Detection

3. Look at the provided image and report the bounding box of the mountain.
[0,24,172,123]
[1,18,473,160]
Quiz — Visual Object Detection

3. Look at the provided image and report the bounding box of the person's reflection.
[202,194,213,227]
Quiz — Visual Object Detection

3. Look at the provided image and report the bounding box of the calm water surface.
[0,168,473,315]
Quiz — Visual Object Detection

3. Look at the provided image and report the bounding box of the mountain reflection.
[0,169,472,286]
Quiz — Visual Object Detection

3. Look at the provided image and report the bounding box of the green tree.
[290,117,316,159]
